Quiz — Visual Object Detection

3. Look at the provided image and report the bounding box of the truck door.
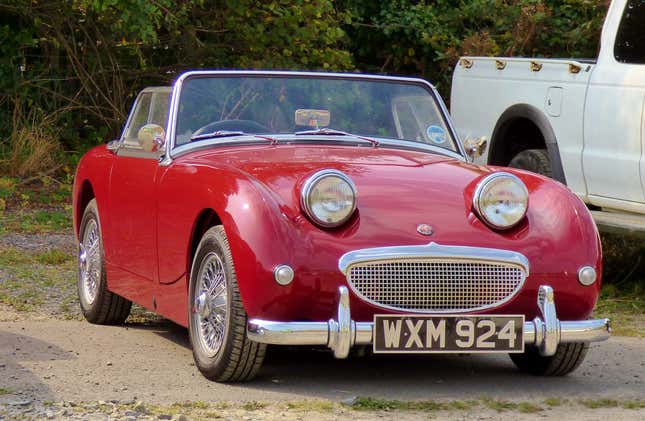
[583,0,645,205]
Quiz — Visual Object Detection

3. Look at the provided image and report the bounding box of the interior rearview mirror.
[295,109,331,128]
[137,124,166,153]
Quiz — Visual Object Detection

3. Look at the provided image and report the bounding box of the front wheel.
[188,226,266,382]
[510,342,589,376]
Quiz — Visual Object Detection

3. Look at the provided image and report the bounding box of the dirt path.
[0,315,644,419]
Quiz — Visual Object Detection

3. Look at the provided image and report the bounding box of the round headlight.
[301,169,357,228]
[473,172,528,229]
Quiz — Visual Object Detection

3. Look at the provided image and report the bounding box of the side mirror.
[137,124,166,153]
[464,136,488,160]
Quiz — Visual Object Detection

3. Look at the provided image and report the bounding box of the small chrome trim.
[247,284,611,358]
[577,266,597,286]
[300,169,357,228]
[274,264,295,286]
[339,242,529,275]
[472,171,529,230]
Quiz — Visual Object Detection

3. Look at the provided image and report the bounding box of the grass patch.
[580,398,620,409]
[0,388,12,395]
[596,283,645,337]
[285,400,335,412]
[346,397,477,412]
[171,401,209,410]
[242,401,267,411]
[543,397,565,407]
[36,249,73,265]
[621,400,645,410]
[0,208,71,234]
[0,246,76,315]
[579,398,645,410]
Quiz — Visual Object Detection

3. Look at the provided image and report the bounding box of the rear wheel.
[78,199,131,324]
[508,148,552,178]
[510,342,589,376]
[188,225,266,382]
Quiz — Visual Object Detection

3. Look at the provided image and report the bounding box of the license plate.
[373,315,524,353]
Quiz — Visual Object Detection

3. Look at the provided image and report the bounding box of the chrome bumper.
[247,285,611,358]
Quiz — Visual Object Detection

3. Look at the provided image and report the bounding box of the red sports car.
[73,70,610,382]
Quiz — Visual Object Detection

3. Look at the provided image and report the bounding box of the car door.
[582,0,645,205]
[107,88,170,285]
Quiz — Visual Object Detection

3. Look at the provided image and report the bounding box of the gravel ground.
[0,232,643,420]
[0,233,76,254]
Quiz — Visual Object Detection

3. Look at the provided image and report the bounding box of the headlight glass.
[474,172,528,229]
[301,170,357,227]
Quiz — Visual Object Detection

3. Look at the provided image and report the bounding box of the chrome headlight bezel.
[473,171,529,230]
[300,169,357,228]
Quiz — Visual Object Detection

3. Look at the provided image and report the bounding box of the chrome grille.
[347,259,526,312]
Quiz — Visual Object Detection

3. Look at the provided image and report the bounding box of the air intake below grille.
[347,259,526,312]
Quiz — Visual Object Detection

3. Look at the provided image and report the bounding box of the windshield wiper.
[190,130,275,144]
[190,130,247,142]
[295,128,379,147]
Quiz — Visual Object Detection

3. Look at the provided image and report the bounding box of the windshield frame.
[160,70,465,166]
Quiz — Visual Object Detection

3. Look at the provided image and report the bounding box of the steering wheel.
[193,119,271,136]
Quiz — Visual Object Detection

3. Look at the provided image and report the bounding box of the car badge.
[417,224,434,236]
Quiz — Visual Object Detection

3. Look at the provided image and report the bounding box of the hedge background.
[1,0,609,173]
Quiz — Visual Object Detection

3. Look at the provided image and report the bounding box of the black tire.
[188,226,266,382]
[510,342,589,376]
[508,149,552,178]
[78,199,132,325]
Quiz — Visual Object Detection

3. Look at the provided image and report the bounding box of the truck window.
[614,0,645,64]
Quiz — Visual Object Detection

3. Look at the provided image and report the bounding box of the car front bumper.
[247,285,610,358]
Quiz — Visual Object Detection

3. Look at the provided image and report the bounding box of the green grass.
[0,208,71,234]
[579,398,645,410]
[345,397,478,412]
[543,397,565,407]
[242,401,267,411]
[0,388,13,395]
[0,246,76,316]
[596,283,645,337]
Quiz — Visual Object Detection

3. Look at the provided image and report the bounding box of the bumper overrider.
[247,243,611,358]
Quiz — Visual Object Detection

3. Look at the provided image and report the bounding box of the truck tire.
[508,149,552,178]
[510,342,589,376]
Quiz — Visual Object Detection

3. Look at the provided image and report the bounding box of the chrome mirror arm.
[106,139,122,154]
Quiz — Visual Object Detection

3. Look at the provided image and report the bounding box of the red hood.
[187,143,487,231]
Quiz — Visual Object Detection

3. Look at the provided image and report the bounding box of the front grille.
[347,259,526,312]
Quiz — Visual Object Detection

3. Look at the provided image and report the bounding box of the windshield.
[174,75,457,153]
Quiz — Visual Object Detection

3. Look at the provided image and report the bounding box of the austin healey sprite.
[73,70,610,382]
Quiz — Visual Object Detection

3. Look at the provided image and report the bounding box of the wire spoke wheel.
[79,219,100,305]
[193,252,229,358]
[188,225,266,382]
[77,198,131,325]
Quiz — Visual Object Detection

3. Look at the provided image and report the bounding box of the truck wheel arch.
[489,104,567,185]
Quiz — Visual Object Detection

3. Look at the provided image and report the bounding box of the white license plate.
[373,315,524,353]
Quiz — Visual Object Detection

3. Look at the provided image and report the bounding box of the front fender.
[156,161,305,321]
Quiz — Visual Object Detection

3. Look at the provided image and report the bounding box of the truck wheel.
[78,199,132,325]
[508,149,552,177]
[510,342,588,376]
[188,225,266,382]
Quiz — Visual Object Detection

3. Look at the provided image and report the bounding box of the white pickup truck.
[451,0,645,236]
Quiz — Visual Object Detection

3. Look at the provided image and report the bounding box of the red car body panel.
[74,143,602,328]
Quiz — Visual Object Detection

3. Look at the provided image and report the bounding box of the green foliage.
[342,0,608,95]
[0,0,609,162]
[0,0,353,164]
